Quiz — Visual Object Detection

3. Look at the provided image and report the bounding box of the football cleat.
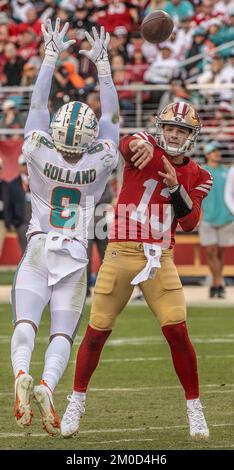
[14,370,34,428]
[218,285,226,299]
[61,395,85,438]
[187,398,209,440]
[33,380,60,436]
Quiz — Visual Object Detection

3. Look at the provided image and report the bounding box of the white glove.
[80,26,111,76]
[41,18,76,64]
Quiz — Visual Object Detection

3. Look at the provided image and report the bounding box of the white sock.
[72,391,86,402]
[42,336,71,391]
[187,398,201,409]
[11,322,35,377]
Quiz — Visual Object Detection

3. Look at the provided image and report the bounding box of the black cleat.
[209,286,219,298]
[218,285,226,299]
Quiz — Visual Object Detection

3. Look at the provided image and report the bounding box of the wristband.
[170,184,193,218]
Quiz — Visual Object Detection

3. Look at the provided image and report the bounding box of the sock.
[11,322,35,377]
[42,336,71,391]
[71,391,86,409]
[187,398,201,409]
[162,322,199,400]
[73,325,111,392]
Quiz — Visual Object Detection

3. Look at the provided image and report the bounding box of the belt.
[28,231,86,248]
[28,231,46,242]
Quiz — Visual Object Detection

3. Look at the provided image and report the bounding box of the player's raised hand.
[41,18,75,60]
[80,26,110,64]
[130,139,154,170]
[158,155,178,188]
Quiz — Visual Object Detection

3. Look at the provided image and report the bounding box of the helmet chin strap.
[166,145,184,156]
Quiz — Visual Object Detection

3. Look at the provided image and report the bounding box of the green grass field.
[0,302,234,450]
[0,271,15,286]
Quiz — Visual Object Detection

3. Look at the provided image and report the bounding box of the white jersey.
[23,130,118,246]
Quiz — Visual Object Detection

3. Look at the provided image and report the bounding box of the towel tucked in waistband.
[131,243,162,285]
[44,231,88,286]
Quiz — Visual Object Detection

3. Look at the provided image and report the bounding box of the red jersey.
[109,132,213,248]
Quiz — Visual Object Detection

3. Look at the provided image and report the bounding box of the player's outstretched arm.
[80,26,119,146]
[24,18,75,137]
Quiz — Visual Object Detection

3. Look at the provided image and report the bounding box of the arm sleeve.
[24,60,55,137]
[97,74,120,146]
[224,167,234,216]
[177,168,213,232]
[119,132,156,164]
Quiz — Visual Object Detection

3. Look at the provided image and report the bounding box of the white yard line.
[0,423,233,439]
[31,354,234,365]
[1,334,234,346]
[1,383,234,397]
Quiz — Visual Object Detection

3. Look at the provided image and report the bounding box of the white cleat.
[187,398,209,440]
[61,395,85,438]
[33,381,60,436]
[14,371,34,428]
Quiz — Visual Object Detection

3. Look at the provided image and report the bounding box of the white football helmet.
[155,101,201,156]
[51,101,99,155]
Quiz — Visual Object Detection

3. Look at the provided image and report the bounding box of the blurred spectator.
[59,47,79,73]
[166,26,187,60]
[164,0,194,22]
[144,43,178,104]
[0,99,25,137]
[76,37,97,85]
[18,153,31,230]
[72,4,97,41]
[127,31,145,60]
[112,55,135,122]
[2,43,25,85]
[204,100,234,152]
[177,14,194,48]
[86,90,101,118]
[194,0,224,27]
[17,6,42,39]
[20,62,37,86]
[0,157,7,257]
[3,153,31,254]
[97,0,139,33]
[225,163,234,216]
[159,73,192,110]
[126,47,148,82]
[87,181,113,297]
[50,64,85,113]
[27,40,45,70]
[112,26,129,61]
[197,55,231,103]
[11,0,34,23]
[199,141,234,298]
[184,28,207,79]
[214,1,234,17]
[17,28,38,61]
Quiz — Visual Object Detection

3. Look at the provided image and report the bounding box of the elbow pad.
[170,184,193,218]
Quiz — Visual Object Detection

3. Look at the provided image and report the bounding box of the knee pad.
[90,310,116,331]
[11,322,36,353]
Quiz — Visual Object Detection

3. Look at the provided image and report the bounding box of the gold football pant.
[90,242,186,331]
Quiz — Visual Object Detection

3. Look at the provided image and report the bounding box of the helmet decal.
[155,101,201,156]
[65,102,82,146]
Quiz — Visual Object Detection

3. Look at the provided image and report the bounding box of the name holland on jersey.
[43,162,96,185]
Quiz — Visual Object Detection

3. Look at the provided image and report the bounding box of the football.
[140,10,174,44]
